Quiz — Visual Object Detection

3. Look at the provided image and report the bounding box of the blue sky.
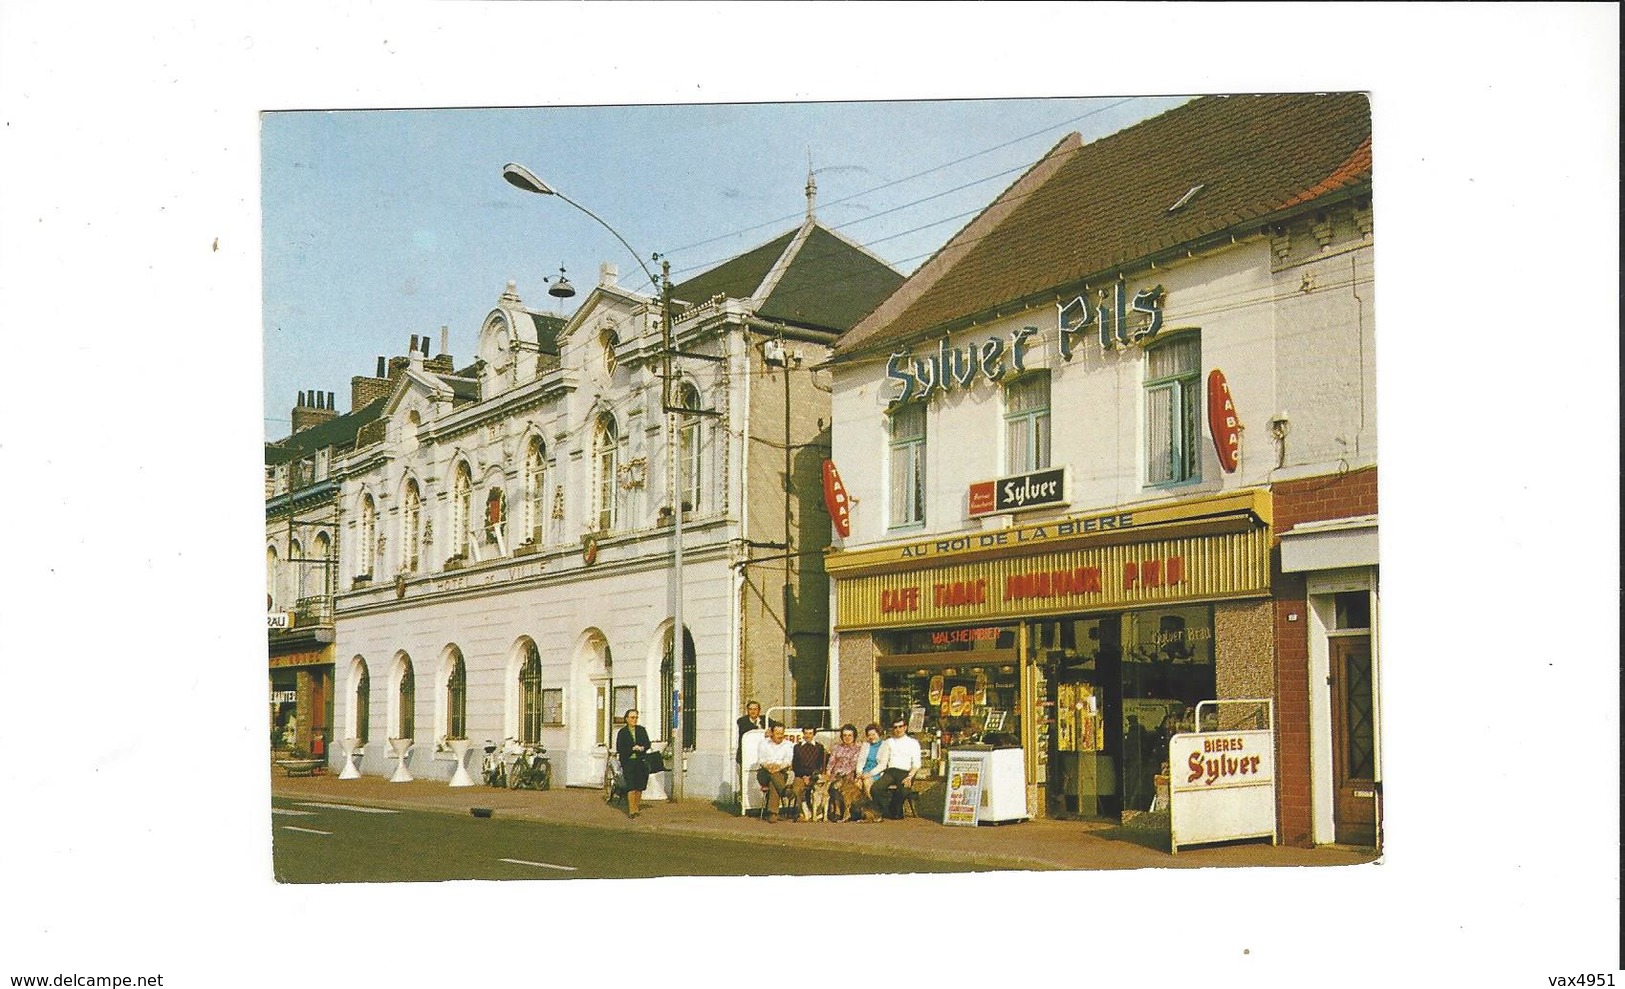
[262,96,1190,437]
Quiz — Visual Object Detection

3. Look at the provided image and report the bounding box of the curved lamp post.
[503,163,685,803]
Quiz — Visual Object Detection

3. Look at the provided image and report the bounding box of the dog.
[803,774,832,822]
[832,777,882,823]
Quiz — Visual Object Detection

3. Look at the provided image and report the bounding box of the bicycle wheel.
[508,761,524,789]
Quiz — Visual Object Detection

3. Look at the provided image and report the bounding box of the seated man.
[755,724,795,823]
[788,726,827,820]
[872,719,922,820]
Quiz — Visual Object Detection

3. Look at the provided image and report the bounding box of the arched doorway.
[567,629,619,786]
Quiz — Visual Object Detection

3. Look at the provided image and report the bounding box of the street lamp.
[503,162,687,803]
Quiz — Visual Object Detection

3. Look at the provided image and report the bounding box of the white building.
[823,94,1378,845]
[330,205,902,801]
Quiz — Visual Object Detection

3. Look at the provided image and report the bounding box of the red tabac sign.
[822,460,851,539]
[1207,370,1241,473]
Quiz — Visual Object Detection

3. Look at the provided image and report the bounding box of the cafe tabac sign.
[827,490,1272,630]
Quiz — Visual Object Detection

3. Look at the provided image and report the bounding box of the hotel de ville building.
[822,94,1378,847]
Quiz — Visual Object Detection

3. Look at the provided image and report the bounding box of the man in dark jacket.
[789,726,827,820]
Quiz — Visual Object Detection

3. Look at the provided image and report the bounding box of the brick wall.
[351,375,391,412]
[1271,464,1378,845]
[1273,572,1312,845]
[1273,464,1378,532]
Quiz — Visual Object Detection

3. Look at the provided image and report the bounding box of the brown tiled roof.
[836,93,1372,357]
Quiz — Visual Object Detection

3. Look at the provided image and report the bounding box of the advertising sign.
[943,751,986,827]
[1168,699,1276,852]
[267,612,291,630]
[967,467,1068,518]
[1207,370,1241,473]
[822,460,852,538]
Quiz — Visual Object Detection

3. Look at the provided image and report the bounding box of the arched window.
[290,538,305,601]
[593,413,619,532]
[451,463,472,558]
[266,545,281,610]
[358,494,377,578]
[445,650,467,740]
[355,662,371,744]
[524,438,546,546]
[485,487,508,553]
[519,641,544,745]
[313,532,333,598]
[396,658,416,740]
[675,382,702,513]
[402,480,421,573]
[661,625,698,750]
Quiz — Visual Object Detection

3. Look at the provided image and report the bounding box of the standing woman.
[615,708,652,818]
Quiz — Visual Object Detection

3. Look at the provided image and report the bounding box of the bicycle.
[603,752,625,805]
[481,739,510,788]
[508,741,552,791]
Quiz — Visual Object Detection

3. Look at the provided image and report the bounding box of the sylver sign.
[968,467,1068,517]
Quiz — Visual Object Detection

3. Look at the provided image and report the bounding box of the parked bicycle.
[481,739,510,788]
[603,752,625,805]
[508,741,552,791]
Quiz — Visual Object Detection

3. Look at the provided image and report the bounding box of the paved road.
[271,797,1020,882]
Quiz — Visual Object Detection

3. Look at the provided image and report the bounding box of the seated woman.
[826,724,862,783]
[856,723,885,795]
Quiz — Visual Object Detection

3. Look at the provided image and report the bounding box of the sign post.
[1169,698,1277,853]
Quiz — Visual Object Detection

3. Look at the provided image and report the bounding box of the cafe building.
[823,94,1377,845]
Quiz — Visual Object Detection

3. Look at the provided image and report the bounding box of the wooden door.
[1329,637,1377,845]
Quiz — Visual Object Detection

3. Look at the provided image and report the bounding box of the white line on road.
[282,826,333,835]
[272,808,317,816]
[295,801,399,815]
[499,858,578,872]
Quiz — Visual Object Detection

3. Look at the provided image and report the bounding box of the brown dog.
[833,778,881,823]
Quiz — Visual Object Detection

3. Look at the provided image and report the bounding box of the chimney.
[291,386,339,434]
[439,325,449,357]
[352,356,391,411]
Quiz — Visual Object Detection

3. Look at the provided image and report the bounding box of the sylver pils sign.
[1168,699,1277,853]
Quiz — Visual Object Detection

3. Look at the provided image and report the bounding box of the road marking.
[282,825,333,835]
[272,807,317,816]
[499,858,578,872]
[295,801,399,815]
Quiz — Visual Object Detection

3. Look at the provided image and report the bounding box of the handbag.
[645,750,666,774]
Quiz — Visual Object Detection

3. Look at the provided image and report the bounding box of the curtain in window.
[525,440,545,544]
[595,415,618,531]
[446,653,467,740]
[452,466,472,557]
[403,482,420,572]
[1005,374,1051,473]
[889,402,926,527]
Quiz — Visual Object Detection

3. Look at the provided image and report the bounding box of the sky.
[1,3,1619,987]
[261,95,1190,437]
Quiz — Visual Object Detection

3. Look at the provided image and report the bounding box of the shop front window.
[875,626,1020,778]
[1030,606,1216,819]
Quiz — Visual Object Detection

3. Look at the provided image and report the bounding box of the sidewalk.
[270,771,1379,872]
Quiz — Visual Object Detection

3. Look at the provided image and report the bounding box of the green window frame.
[1144,333,1201,486]
[888,401,927,529]
[1004,372,1051,474]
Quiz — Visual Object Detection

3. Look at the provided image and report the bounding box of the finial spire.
[805,149,817,222]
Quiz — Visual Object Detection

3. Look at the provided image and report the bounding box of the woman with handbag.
[614,708,652,818]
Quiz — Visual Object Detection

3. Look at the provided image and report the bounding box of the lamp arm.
[551,190,661,290]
